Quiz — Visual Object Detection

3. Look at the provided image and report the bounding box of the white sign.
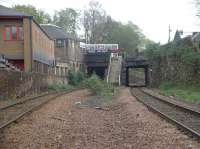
[80,43,119,53]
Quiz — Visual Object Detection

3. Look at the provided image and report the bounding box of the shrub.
[81,74,118,105]
[68,70,85,86]
[81,74,115,99]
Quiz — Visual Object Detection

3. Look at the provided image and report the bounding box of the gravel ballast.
[0,88,199,149]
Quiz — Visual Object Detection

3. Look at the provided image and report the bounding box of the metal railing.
[106,54,112,83]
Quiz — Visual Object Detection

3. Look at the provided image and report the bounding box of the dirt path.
[0,88,199,149]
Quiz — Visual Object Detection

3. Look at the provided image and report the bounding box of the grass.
[48,70,85,92]
[48,84,75,92]
[159,82,200,104]
[48,72,118,105]
[81,74,118,105]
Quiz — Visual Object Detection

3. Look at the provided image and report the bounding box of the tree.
[139,38,155,51]
[13,5,51,24]
[53,8,80,36]
[83,0,107,43]
[194,0,200,16]
[83,1,146,54]
[102,20,144,55]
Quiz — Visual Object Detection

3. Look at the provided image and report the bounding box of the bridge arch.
[124,56,150,87]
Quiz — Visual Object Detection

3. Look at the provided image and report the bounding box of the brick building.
[41,24,84,72]
[0,5,55,73]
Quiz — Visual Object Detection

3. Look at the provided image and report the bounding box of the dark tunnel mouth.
[126,66,149,87]
[128,67,146,87]
[87,66,107,79]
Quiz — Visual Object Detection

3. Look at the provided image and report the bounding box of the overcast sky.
[1,0,199,44]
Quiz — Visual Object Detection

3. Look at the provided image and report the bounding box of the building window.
[4,27,11,40]
[11,27,17,40]
[56,39,64,48]
[4,26,23,41]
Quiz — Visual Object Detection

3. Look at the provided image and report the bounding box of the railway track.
[131,88,200,138]
[0,90,76,129]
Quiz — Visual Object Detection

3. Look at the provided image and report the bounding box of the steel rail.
[0,92,56,111]
[140,88,200,115]
[130,88,200,138]
[0,89,78,129]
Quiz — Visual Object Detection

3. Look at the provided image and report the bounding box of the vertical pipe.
[145,67,149,87]
[126,67,129,87]
[29,17,33,72]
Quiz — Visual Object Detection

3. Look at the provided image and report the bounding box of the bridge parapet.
[125,56,149,68]
[121,56,150,87]
[84,52,111,67]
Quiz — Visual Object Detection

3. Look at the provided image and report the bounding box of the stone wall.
[0,69,68,100]
[150,56,200,87]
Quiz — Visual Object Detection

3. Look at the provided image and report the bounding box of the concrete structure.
[82,43,120,78]
[0,5,55,73]
[123,56,150,87]
[107,56,122,85]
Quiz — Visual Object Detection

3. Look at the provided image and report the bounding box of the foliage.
[13,2,149,55]
[159,81,200,103]
[139,38,155,50]
[48,84,74,92]
[144,38,200,87]
[145,41,200,65]
[102,21,142,54]
[159,81,175,90]
[13,5,51,24]
[53,8,80,36]
[81,74,115,99]
[83,0,107,43]
[68,70,85,86]
[83,0,145,55]
[77,74,118,106]
[144,43,161,61]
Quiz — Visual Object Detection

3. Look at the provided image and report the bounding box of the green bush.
[49,73,117,105]
[68,70,85,86]
[81,74,116,102]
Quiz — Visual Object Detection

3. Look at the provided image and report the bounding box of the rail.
[106,54,112,83]
[118,56,122,86]
[0,89,78,129]
[130,88,200,138]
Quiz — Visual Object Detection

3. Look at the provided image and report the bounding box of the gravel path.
[0,88,199,149]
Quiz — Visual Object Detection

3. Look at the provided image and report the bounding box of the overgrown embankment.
[49,71,117,105]
[159,82,200,103]
[145,38,200,86]
[145,38,200,103]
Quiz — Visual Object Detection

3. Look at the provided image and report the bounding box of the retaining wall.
[150,56,200,87]
[0,69,68,100]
